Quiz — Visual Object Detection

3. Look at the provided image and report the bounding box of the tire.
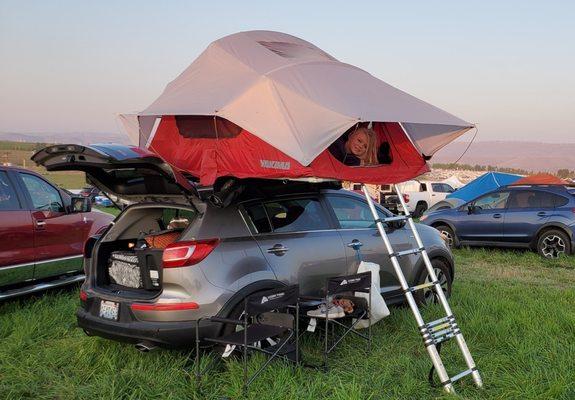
[537,229,571,259]
[413,202,428,218]
[434,224,458,248]
[414,258,452,306]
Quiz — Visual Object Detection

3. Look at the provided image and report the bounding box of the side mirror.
[389,220,406,230]
[71,196,91,213]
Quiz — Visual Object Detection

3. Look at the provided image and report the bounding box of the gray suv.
[33,144,455,348]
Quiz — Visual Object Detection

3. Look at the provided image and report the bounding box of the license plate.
[99,300,119,321]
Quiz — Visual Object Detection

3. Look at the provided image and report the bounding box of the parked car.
[382,180,456,217]
[33,143,455,348]
[0,166,114,300]
[94,195,113,207]
[79,185,101,202]
[420,184,575,258]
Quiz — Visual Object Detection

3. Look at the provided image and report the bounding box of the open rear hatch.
[32,143,199,205]
[33,144,200,299]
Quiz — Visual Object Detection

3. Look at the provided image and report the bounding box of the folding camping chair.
[303,272,372,371]
[195,285,300,392]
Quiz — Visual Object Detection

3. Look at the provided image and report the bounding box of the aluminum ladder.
[362,184,483,394]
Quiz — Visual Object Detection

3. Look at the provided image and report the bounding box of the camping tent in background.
[510,173,570,186]
[119,30,473,185]
[441,175,465,189]
[447,172,522,202]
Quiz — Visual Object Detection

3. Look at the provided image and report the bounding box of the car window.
[0,171,21,210]
[473,192,510,210]
[161,208,196,230]
[244,203,272,234]
[508,190,557,209]
[327,195,387,229]
[431,183,442,192]
[553,194,569,207]
[263,198,329,233]
[443,184,455,193]
[20,173,64,212]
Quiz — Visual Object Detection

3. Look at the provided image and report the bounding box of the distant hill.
[0,132,132,145]
[433,141,575,173]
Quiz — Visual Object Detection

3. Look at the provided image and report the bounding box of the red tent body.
[150,117,428,185]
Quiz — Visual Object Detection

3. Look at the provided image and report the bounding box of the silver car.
[33,144,455,348]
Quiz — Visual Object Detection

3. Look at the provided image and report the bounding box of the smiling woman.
[328,125,392,167]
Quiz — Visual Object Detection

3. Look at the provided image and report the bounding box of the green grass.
[1,249,574,399]
[94,205,121,217]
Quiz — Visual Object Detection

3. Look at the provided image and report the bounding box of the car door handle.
[346,240,363,249]
[537,212,547,217]
[36,220,46,226]
[493,213,502,219]
[267,245,289,254]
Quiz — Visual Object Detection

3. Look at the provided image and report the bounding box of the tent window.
[175,116,242,139]
[328,125,393,167]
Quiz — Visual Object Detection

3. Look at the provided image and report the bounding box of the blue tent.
[447,172,522,202]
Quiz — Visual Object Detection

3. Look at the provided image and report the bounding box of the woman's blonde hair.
[350,127,378,166]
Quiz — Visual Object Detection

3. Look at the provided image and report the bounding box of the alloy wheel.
[422,267,449,304]
[439,229,454,247]
[541,235,566,258]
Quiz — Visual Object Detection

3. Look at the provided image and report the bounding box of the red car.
[0,166,114,300]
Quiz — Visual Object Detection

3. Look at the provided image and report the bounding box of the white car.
[382,181,456,217]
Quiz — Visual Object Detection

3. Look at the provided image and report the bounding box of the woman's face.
[348,131,368,157]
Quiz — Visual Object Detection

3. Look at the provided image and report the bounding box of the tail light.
[130,302,199,311]
[162,239,220,268]
[402,194,410,203]
[79,290,88,302]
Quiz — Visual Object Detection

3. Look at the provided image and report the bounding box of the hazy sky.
[1,1,574,143]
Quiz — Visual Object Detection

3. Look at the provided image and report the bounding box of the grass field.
[1,140,86,189]
[1,249,574,400]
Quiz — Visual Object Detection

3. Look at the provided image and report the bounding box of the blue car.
[420,184,575,258]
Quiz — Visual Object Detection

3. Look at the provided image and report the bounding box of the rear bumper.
[77,302,219,348]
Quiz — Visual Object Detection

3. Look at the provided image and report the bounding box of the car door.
[456,191,510,243]
[0,170,35,287]
[503,189,552,244]
[17,172,85,280]
[324,193,412,295]
[242,196,347,296]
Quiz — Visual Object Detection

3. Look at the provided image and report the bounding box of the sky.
[1,0,574,143]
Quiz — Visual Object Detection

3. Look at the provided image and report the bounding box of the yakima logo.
[260,160,291,170]
[261,292,285,304]
[340,278,361,286]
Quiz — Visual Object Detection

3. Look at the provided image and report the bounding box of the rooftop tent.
[510,173,570,186]
[120,30,473,185]
[446,172,522,202]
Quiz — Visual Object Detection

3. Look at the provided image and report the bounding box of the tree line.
[432,163,575,179]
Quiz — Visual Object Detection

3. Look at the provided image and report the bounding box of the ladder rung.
[404,280,438,293]
[421,315,455,330]
[449,367,477,384]
[391,247,425,258]
[376,215,411,224]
